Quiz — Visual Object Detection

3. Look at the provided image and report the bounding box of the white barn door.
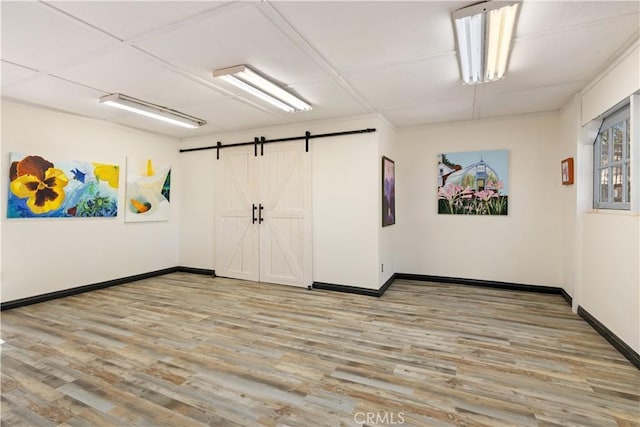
[214,146,259,282]
[259,142,311,287]
[214,141,311,287]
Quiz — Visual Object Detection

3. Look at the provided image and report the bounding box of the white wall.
[565,39,640,354]
[178,149,216,269]
[558,96,581,297]
[179,115,384,289]
[312,127,379,289]
[0,102,3,292]
[378,119,397,287]
[1,100,181,302]
[581,213,639,351]
[396,114,563,286]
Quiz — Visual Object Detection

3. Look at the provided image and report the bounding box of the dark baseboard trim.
[312,282,380,297]
[177,266,216,276]
[312,273,563,299]
[560,289,573,307]
[578,306,640,370]
[378,273,397,296]
[1,267,181,311]
[397,273,574,307]
[312,273,398,298]
[395,273,563,295]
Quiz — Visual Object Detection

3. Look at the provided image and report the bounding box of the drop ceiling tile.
[476,82,585,119]
[54,47,225,108]
[344,54,473,110]
[0,1,119,71]
[134,3,327,86]
[382,97,474,128]
[284,78,369,122]
[1,75,120,120]
[45,1,229,40]
[499,14,639,92]
[1,61,39,86]
[517,1,639,37]
[272,1,467,72]
[182,98,285,132]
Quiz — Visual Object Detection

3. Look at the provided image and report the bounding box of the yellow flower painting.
[125,158,171,222]
[8,153,120,218]
[9,155,69,214]
[93,163,120,189]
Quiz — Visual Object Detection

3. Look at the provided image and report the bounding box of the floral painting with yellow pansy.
[8,153,119,218]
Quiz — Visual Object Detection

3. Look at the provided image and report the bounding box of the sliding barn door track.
[179,128,377,159]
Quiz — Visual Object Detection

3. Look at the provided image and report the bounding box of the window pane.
[599,130,609,165]
[594,104,630,210]
[600,168,609,202]
[626,119,631,160]
[613,123,624,161]
[613,165,623,203]
[625,163,631,203]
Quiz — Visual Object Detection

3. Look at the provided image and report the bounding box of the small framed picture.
[382,156,395,227]
[561,157,574,185]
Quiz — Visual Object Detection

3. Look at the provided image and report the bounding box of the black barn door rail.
[179,128,377,158]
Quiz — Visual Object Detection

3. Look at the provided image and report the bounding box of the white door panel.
[214,141,311,287]
[259,142,310,287]
[215,146,259,282]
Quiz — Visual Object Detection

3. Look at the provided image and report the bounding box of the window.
[594,105,631,209]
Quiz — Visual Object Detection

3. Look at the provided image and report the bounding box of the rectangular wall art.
[125,158,171,222]
[437,149,509,215]
[561,157,574,185]
[382,156,395,226]
[8,153,119,218]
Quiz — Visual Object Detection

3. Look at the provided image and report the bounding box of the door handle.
[252,204,257,224]
[259,204,264,224]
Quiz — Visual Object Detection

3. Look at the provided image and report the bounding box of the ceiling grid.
[0,0,637,137]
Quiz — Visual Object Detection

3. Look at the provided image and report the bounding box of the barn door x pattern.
[215,141,311,287]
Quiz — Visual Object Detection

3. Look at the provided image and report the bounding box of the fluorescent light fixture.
[452,1,521,84]
[213,65,312,113]
[98,93,206,129]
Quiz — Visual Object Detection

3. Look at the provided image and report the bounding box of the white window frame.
[594,105,631,210]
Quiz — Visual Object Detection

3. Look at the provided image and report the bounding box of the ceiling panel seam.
[39,0,124,42]
[259,1,375,113]
[472,85,480,120]
[0,59,39,73]
[340,51,458,78]
[36,1,282,120]
[125,45,288,123]
[123,2,250,46]
[516,11,640,41]
[479,79,589,97]
[45,74,109,94]
[376,96,471,114]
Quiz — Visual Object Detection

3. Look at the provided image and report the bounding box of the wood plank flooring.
[1,273,638,426]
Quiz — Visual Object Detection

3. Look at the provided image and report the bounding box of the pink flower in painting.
[475,189,496,202]
[438,183,463,202]
[461,186,474,199]
[486,180,504,193]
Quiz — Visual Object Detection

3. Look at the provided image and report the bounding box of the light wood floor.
[1,273,638,427]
